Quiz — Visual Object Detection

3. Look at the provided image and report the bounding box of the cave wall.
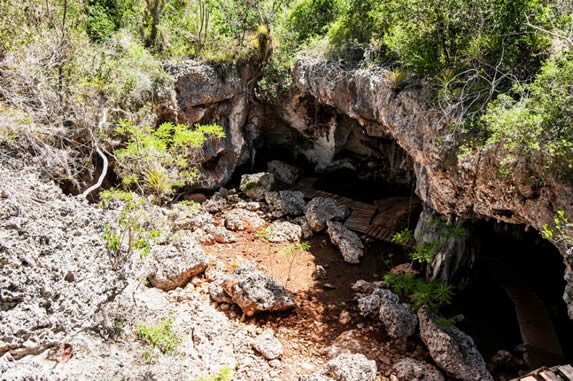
[165,58,573,318]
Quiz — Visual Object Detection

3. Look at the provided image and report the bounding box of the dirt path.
[203,227,426,380]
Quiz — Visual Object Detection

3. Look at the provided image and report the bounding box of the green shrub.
[384,273,454,311]
[483,52,573,180]
[114,121,225,202]
[136,312,181,362]
[100,190,161,265]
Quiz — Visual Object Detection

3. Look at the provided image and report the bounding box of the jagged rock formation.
[286,60,573,314]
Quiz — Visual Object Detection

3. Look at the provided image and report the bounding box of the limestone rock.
[356,290,382,318]
[209,278,234,303]
[305,197,350,233]
[240,173,275,200]
[267,160,302,185]
[299,375,335,381]
[252,331,283,360]
[266,221,302,243]
[378,289,418,340]
[173,209,213,230]
[265,191,306,218]
[391,358,444,381]
[294,216,314,239]
[224,208,265,231]
[205,225,236,243]
[326,221,364,264]
[418,307,493,381]
[221,263,295,317]
[144,232,208,291]
[322,353,377,381]
[203,193,228,214]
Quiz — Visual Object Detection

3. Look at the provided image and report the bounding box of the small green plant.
[135,312,181,363]
[255,226,273,241]
[410,240,442,265]
[391,228,414,246]
[280,241,311,288]
[543,210,573,246]
[385,67,408,90]
[435,316,455,330]
[384,273,454,311]
[192,366,234,381]
[243,181,259,192]
[100,190,161,268]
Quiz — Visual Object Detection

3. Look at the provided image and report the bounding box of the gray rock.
[265,191,307,218]
[266,221,302,243]
[299,375,335,381]
[252,331,283,360]
[209,278,234,303]
[203,193,228,214]
[322,353,377,381]
[378,289,418,341]
[223,208,265,231]
[205,225,236,243]
[305,197,350,233]
[294,216,314,239]
[326,221,364,264]
[240,173,275,200]
[356,290,382,318]
[391,358,445,381]
[418,307,493,381]
[173,209,213,230]
[221,263,296,317]
[267,160,302,185]
[313,265,328,280]
[144,232,208,291]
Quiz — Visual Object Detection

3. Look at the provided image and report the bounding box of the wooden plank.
[558,365,573,379]
[539,371,559,381]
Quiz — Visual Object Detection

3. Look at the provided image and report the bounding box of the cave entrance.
[446,221,573,372]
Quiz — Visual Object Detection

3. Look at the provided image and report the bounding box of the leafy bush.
[114,121,225,202]
[384,273,454,310]
[483,52,573,180]
[100,190,161,267]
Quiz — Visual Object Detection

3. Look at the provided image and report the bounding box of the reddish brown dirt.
[202,225,428,380]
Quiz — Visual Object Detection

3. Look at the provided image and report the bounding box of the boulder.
[418,307,493,381]
[266,221,302,243]
[326,221,364,264]
[221,263,296,317]
[390,358,444,381]
[305,197,350,233]
[378,289,418,341]
[223,208,265,231]
[252,331,283,360]
[240,173,275,200]
[144,232,208,291]
[267,160,302,185]
[322,353,377,381]
[265,191,306,218]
